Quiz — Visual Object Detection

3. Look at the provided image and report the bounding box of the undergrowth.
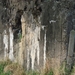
[0,60,12,75]
[59,61,75,75]
[0,60,54,75]
[1,60,75,75]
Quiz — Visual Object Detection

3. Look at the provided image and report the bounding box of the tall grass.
[0,60,54,75]
[26,70,40,75]
[0,60,12,75]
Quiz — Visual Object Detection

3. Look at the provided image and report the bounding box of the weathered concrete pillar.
[9,26,14,61]
[19,14,26,67]
[3,30,9,60]
[67,30,75,69]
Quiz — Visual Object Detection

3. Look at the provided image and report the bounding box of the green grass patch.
[0,60,12,75]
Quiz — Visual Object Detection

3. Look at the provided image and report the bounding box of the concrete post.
[67,30,75,70]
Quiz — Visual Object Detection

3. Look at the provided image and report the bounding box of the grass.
[47,70,54,75]
[59,61,75,75]
[0,60,25,75]
[26,70,40,75]
[4,63,25,75]
[0,71,12,75]
[43,69,54,75]
[0,60,12,75]
[0,60,54,75]
[70,64,75,75]
[1,60,75,75]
